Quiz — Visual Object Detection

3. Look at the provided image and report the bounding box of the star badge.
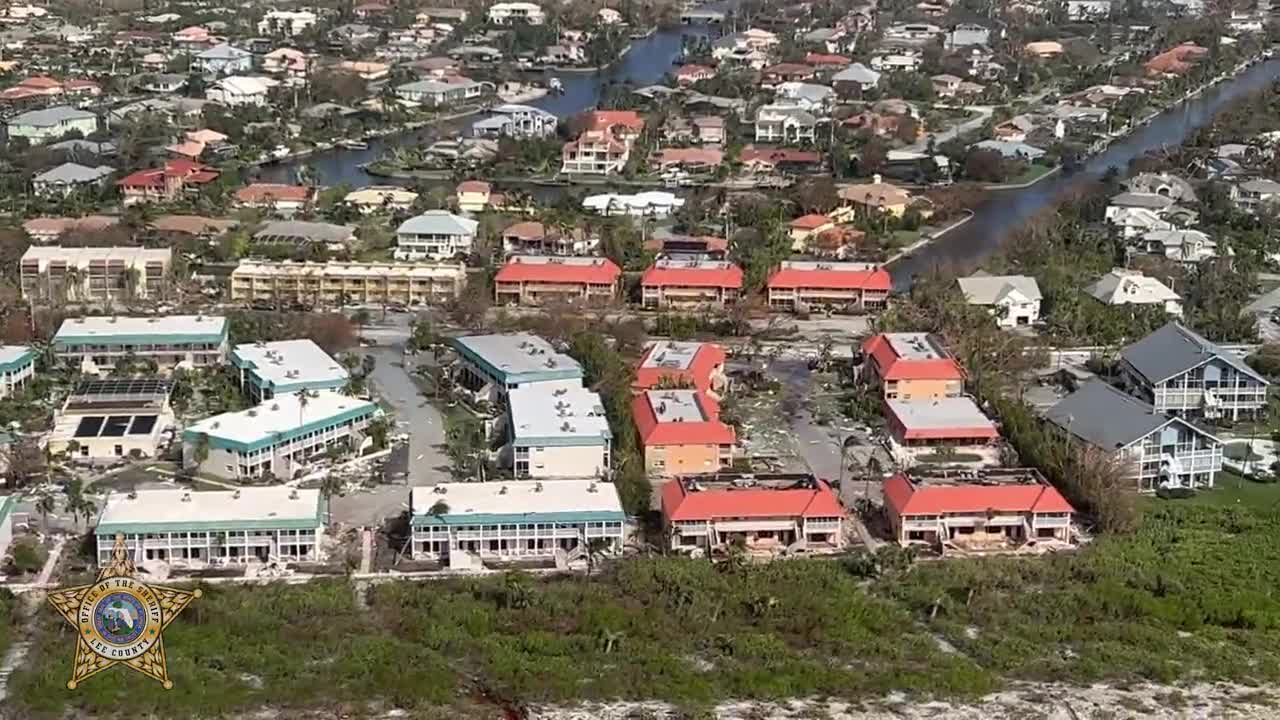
[47,533,201,690]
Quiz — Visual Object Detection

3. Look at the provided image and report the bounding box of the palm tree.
[585,537,611,576]
[298,388,314,428]
[352,308,372,338]
[36,492,56,533]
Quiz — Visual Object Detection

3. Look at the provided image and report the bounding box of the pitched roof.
[1044,380,1187,450]
[33,162,112,184]
[494,256,621,285]
[397,210,479,236]
[662,478,843,521]
[883,473,1075,516]
[861,333,964,381]
[957,273,1042,305]
[632,389,735,446]
[1121,322,1266,386]
[641,260,743,289]
[8,105,95,127]
[235,183,311,204]
[767,262,891,291]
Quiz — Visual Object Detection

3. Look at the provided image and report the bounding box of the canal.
[888,57,1280,288]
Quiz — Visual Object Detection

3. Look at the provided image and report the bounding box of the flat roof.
[645,389,707,423]
[232,339,348,392]
[886,397,998,439]
[96,487,324,534]
[54,315,227,345]
[232,259,467,279]
[508,384,611,447]
[183,392,377,452]
[411,479,624,525]
[885,332,947,360]
[21,246,170,267]
[0,345,33,371]
[639,341,701,371]
[452,333,583,385]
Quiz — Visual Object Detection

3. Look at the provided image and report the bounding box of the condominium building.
[859,332,964,401]
[506,383,611,478]
[0,495,13,561]
[1119,322,1269,421]
[633,389,735,477]
[229,260,466,307]
[661,473,845,554]
[0,346,35,398]
[640,258,743,309]
[766,261,891,312]
[231,339,349,403]
[493,255,621,306]
[20,246,171,303]
[49,377,173,460]
[183,392,379,480]
[451,333,584,403]
[884,396,999,468]
[633,341,728,398]
[95,486,325,567]
[409,480,625,569]
[53,315,229,373]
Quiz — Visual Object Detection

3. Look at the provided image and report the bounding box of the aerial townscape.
[5,0,1280,717]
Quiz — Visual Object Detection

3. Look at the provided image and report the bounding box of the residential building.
[501,221,598,256]
[1086,269,1183,317]
[263,48,312,78]
[117,159,219,205]
[95,487,325,567]
[471,103,558,138]
[640,258,743,309]
[494,256,621,306]
[789,214,835,249]
[20,246,171,302]
[561,110,644,175]
[343,186,419,213]
[207,75,275,106]
[957,272,1042,327]
[882,468,1075,548]
[945,23,991,48]
[837,176,912,217]
[455,180,493,214]
[395,210,479,260]
[31,162,113,197]
[506,384,611,478]
[254,221,355,251]
[1126,172,1197,202]
[234,183,313,215]
[258,9,317,37]
[394,78,484,106]
[0,496,13,561]
[754,104,818,144]
[1065,0,1112,19]
[183,392,379,479]
[1135,229,1220,264]
[6,106,97,143]
[1046,381,1223,491]
[229,259,466,307]
[409,480,625,567]
[1145,43,1207,77]
[692,116,725,145]
[192,43,254,77]
[675,63,715,85]
[765,261,891,312]
[451,333,584,403]
[1231,178,1280,213]
[48,377,172,460]
[633,389,735,476]
[53,315,228,373]
[334,60,390,81]
[661,473,845,554]
[22,215,119,244]
[832,63,882,94]
[860,333,964,401]
[884,22,943,43]
[487,2,546,24]
[884,397,999,466]
[634,341,728,398]
[972,139,1046,160]
[582,191,684,218]
[231,339,348,403]
[1119,322,1269,420]
[0,346,34,398]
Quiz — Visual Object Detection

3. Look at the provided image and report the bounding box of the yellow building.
[230,260,466,307]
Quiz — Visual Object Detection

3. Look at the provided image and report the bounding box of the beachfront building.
[493,256,621,306]
[231,339,349,402]
[1120,322,1269,421]
[229,259,466,307]
[182,393,379,479]
[20,246,171,303]
[409,480,625,568]
[450,333,583,403]
[765,261,891,312]
[640,258,743,309]
[48,377,173,460]
[884,396,1000,467]
[506,384,611,478]
[633,389,735,477]
[859,332,964,401]
[53,315,229,374]
[633,341,728,399]
[95,487,326,567]
[0,346,35,398]
[660,473,845,554]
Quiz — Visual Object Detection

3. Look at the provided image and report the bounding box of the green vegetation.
[0,588,13,661]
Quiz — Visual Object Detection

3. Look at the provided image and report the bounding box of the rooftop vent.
[180,491,192,502]
[498,485,508,495]
[288,489,299,500]
[233,490,241,499]
[534,482,544,492]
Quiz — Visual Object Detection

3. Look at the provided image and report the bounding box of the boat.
[338,139,369,150]
[548,77,564,94]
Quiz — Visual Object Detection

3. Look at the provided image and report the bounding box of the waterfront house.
[1086,269,1183,317]
[395,210,478,260]
[957,272,1042,327]
[1119,322,1268,421]
[472,103,557,139]
[394,77,484,107]
[234,184,313,216]
[561,110,645,175]
[837,176,912,217]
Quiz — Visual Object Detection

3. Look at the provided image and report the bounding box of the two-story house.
[957,272,1042,327]
[1119,322,1269,421]
[192,43,254,77]
[754,104,818,144]
[6,106,98,144]
[395,210,479,260]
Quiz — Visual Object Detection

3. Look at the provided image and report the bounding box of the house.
[1135,229,1220,264]
[262,48,311,78]
[634,341,728,399]
[1025,41,1065,58]
[140,73,188,94]
[20,246,169,301]
[253,221,356,251]
[754,104,818,144]
[230,339,348,402]
[561,110,645,175]
[640,258,743,309]
[633,389,735,476]
[884,22,943,43]
[95,487,326,567]
[1086,269,1183,317]
[229,259,465,307]
[674,63,715,85]
[870,52,923,72]
[183,393,379,479]
[882,468,1074,548]
[1106,207,1173,239]
[945,23,991,49]
[1045,381,1223,491]
[761,63,816,86]
[692,116,725,145]
[258,9,317,37]
[450,333,583,403]
[6,105,96,143]
[838,176,912,217]
[117,159,219,206]
[788,214,835,249]
[993,115,1041,142]
[971,139,1045,161]
[455,180,494,214]
[1144,43,1207,76]
[343,186,419,213]
[31,162,113,197]
[46,376,173,461]
[805,52,851,68]
[859,332,964,401]
[1119,322,1269,421]
[487,2,546,24]
[501,221,597,255]
[598,7,623,24]
[329,23,379,48]
[234,183,312,216]
[1065,0,1111,19]
[661,473,844,554]
[192,43,254,77]
[655,147,723,171]
[21,216,119,244]
[775,82,835,112]
[395,211,479,260]
[1127,172,1197,202]
[506,383,611,478]
[494,256,621,306]
[644,233,728,257]
[1231,178,1280,213]
[394,78,484,107]
[206,76,275,106]
[334,60,390,81]
[832,63,881,94]
[472,103,558,138]
[766,261,891,312]
[53,315,228,374]
[884,396,1000,466]
[409,481,624,567]
[739,147,823,174]
[957,272,1042,327]
[0,345,34,398]
[150,214,238,238]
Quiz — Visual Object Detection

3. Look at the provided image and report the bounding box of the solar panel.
[70,378,170,400]
[100,416,132,437]
[129,415,158,435]
[74,416,104,438]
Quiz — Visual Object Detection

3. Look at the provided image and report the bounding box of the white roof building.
[1087,269,1183,317]
[582,192,684,218]
[508,383,611,478]
[231,339,349,401]
[957,273,1042,328]
[395,210,479,260]
[411,479,623,523]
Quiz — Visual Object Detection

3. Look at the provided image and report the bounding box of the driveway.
[361,346,450,488]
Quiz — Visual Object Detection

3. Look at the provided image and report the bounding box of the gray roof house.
[6,106,98,144]
[755,104,818,144]
[253,221,356,248]
[192,43,254,77]
[395,211,479,261]
[957,272,1042,328]
[1045,380,1223,491]
[47,138,117,158]
[32,162,114,197]
[1119,322,1269,421]
[832,63,882,92]
[1125,172,1196,203]
[971,139,1046,161]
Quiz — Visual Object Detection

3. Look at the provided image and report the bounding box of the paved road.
[362,345,449,487]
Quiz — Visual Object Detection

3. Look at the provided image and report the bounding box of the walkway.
[0,536,67,703]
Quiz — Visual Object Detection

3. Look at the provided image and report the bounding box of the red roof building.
[234,183,313,210]
[633,341,728,398]
[493,255,621,306]
[1144,43,1208,76]
[633,389,735,476]
[766,260,890,311]
[882,469,1075,548]
[884,396,998,449]
[761,62,816,85]
[117,159,219,206]
[860,332,964,400]
[674,64,715,85]
[805,52,851,67]
[661,473,846,553]
[640,258,743,309]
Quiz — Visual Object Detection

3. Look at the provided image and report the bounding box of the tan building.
[860,332,964,401]
[633,389,735,477]
[20,246,171,303]
[230,260,466,307]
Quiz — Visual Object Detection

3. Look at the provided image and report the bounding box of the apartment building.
[0,346,35,398]
[20,246,171,303]
[183,392,379,479]
[53,315,228,373]
[859,332,964,401]
[493,255,621,306]
[95,487,325,567]
[506,383,612,478]
[1119,322,1268,421]
[765,261,891,312]
[231,339,349,402]
[633,389,735,477]
[451,333,584,403]
[884,397,1000,467]
[229,260,466,307]
[48,377,172,460]
[640,258,743,309]
[633,341,728,398]
[661,473,845,554]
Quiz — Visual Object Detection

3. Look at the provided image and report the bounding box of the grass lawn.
[1180,470,1280,509]
[1002,164,1055,186]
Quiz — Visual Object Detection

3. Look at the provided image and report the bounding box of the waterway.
[887,57,1280,288]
